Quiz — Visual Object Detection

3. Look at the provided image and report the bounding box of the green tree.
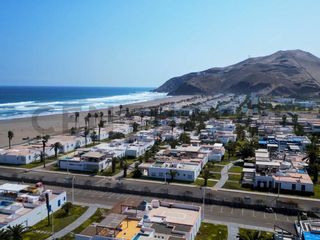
[122,160,128,178]
[74,112,80,129]
[41,135,50,168]
[306,136,319,165]
[0,228,10,240]
[239,140,255,160]
[169,120,176,133]
[132,162,142,178]
[179,132,190,144]
[132,122,139,132]
[99,111,104,121]
[281,114,287,126]
[98,120,105,141]
[169,170,177,182]
[7,224,28,240]
[201,167,210,186]
[108,109,112,123]
[50,142,63,158]
[235,124,245,141]
[84,127,90,147]
[119,104,123,116]
[225,141,236,160]
[111,158,117,173]
[8,130,14,149]
[62,202,73,216]
[94,112,99,127]
[90,131,98,144]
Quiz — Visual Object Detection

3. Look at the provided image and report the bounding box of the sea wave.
[0,91,168,120]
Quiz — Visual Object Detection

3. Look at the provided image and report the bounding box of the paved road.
[0,165,320,214]
[42,184,298,230]
[46,205,98,240]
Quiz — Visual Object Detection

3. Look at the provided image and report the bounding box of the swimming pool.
[0,200,13,208]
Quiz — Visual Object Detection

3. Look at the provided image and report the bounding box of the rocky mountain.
[155,50,320,97]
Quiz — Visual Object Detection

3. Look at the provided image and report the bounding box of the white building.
[139,161,202,182]
[76,198,202,240]
[59,151,111,172]
[0,183,66,229]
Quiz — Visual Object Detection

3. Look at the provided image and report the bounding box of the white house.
[0,183,67,229]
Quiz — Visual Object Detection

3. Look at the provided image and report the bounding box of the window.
[58,200,61,207]
[292,184,296,191]
[301,185,305,191]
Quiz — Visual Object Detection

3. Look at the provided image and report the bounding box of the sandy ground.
[0,95,191,147]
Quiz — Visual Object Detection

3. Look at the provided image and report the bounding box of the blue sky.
[0,0,319,87]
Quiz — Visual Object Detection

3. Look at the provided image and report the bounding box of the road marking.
[252,210,255,217]
[220,206,223,213]
[230,208,234,214]
[286,216,290,222]
[264,212,266,218]
[241,208,244,216]
[107,193,115,199]
[274,213,277,220]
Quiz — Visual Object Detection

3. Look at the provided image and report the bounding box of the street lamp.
[51,210,54,240]
[200,186,205,220]
[72,176,76,204]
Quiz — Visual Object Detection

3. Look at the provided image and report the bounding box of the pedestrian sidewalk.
[45,205,97,240]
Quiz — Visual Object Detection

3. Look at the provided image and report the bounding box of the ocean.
[0,86,168,120]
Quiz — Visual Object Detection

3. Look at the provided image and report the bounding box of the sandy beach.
[0,95,192,147]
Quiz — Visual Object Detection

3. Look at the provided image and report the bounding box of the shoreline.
[0,95,193,147]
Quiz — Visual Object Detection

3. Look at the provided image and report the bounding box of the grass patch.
[238,228,273,240]
[23,205,88,240]
[229,166,243,173]
[99,158,136,177]
[312,184,320,199]
[206,163,224,172]
[228,174,241,181]
[60,208,109,240]
[194,178,217,187]
[222,181,253,191]
[0,159,57,169]
[196,223,228,240]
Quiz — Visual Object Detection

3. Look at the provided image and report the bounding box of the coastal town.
[0,93,319,239]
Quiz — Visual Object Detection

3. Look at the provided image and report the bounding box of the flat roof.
[98,213,127,229]
[148,205,200,226]
[82,152,105,159]
[0,183,29,192]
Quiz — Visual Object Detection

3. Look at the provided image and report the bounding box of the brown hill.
[155,50,320,96]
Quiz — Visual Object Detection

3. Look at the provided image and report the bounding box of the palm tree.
[50,142,63,158]
[281,114,287,126]
[0,228,10,240]
[225,141,236,160]
[74,112,80,129]
[84,116,89,129]
[169,120,176,133]
[119,105,123,116]
[237,229,261,240]
[84,127,90,147]
[140,112,144,124]
[62,202,73,216]
[132,122,139,132]
[8,130,14,149]
[90,131,98,144]
[94,112,99,127]
[306,136,319,182]
[122,160,128,178]
[87,113,92,129]
[42,135,50,168]
[169,170,177,182]
[108,109,112,123]
[111,158,117,173]
[7,224,28,240]
[125,107,130,117]
[99,111,104,121]
[201,167,210,186]
[98,120,105,141]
